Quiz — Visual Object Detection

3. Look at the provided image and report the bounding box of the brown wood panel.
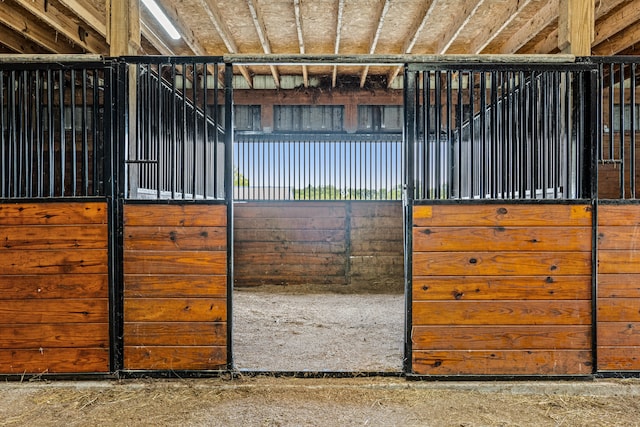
[598,322,640,347]
[0,323,108,348]
[349,256,403,276]
[0,249,108,275]
[0,225,107,250]
[124,346,226,370]
[598,205,640,226]
[236,253,346,266]
[597,347,640,371]
[233,204,345,219]
[0,299,109,323]
[350,240,403,255]
[234,228,346,243]
[598,274,640,298]
[351,216,402,229]
[125,322,226,346]
[412,301,591,326]
[412,326,591,350]
[598,298,640,322]
[123,251,226,275]
[350,202,402,218]
[412,350,592,375]
[125,298,226,322]
[124,226,226,251]
[0,202,107,225]
[413,276,592,300]
[413,204,592,227]
[236,217,346,229]
[124,204,227,227]
[0,274,108,299]
[234,262,346,276]
[125,275,226,298]
[413,252,592,276]
[235,240,346,254]
[350,227,402,242]
[599,251,640,274]
[234,275,348,286]
[414,227,591,252]
[598,226,640,250]
[0,348,109,374]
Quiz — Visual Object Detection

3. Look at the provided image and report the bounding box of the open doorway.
[230,80,406,371]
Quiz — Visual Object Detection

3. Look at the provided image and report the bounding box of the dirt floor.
[233,286,404,372]
[2,377,640,426]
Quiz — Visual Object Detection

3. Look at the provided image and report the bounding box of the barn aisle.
[233,287,404,372]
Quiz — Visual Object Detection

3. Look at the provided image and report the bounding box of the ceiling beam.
[154,0,207,56]
[194,0,253,88]
[360,0,392,88]
[593,19,640,55]
[594,0,640,46]
[140,19,176,56]
[493,0,557,53]
[293,0,308,87]
[387,0,438,88]
[529,26,559,54]
[0,23,46,54]
[0,1,82,53]
[471,0,534,54]
[436,0,484,54]
[247,0,280,88]
[332,0,345,88]
[57,0,106,39]
[15,0,108,54]
[109,0,140,55]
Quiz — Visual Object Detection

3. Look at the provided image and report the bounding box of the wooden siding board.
[412,276,592,300]
[123,251,226,275]
[413,205,592,227]
[599,251,640,274]
[124,204,227,227]
[0,348,109,374]
[597,322,640,347]
[412,325,591,350]
[0,299,109,324]
[597,347,640,371]
[598,205,640,226]
[124,275,227,298]
[0,202,107,225]
[0,249,108,275]
[598,226,640,250]
[0,225,108,250]
[412,350,593,375]
[0,323,109,348]
[125,298,226,323]
[413,252,592,276]
[124,322,226,346]
[124,226,226,251]
[0,274,108,299]
[124,346,226,370]
[598,274,640,298]
[598,298,640,322]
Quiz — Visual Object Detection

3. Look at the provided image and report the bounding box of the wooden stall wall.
[0,202,110,374]
[123,204,227,370]
[412,204,593,376]
[234,201,403,291]
[597,204,640,371]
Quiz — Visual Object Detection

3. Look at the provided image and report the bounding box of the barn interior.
[2,0,640,377]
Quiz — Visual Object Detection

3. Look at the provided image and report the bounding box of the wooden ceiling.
[1,0,640,88]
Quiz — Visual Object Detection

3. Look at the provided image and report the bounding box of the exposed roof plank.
[360,0,392,88]
[155,0,206,55]
[57,0,106,38]
[293,0,308,87]
[0,0,82,53]
[594,0,640,46]
[437,0,484,54]
[0,23,47,53]
[332,0,345,88]
[493,0,557,53]
[472,0,534,54]
[528,26,559,53]
[247,0,279,88]
[593,18,640,54]
[387,0,438,88]
[140,19,176,56]
[14,0,107,54]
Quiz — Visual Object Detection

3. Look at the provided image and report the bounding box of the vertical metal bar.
[181,63,187,199]
[224,62,234,370]
[213,63,219,198]
[469,71,475,198]
[35,71,43,197]
[632,63,637,198]
[59,69,66,196]
[192,62,197,199]
[92,69,99,196]
[480,72,486,198]
[47,70,54,196]
[490,72,498,198]
[8,71,16,197]
[423,71,430,199]
[446,70,452,198]
[609,63,614,160]
[518,71,526,199]
[70,69,77,196]
[0,70,4,198]
[565,71,572,198]
[619,63,626,198]
[457,71,463,198]
[553,71,561,199]
[81,69,89,196]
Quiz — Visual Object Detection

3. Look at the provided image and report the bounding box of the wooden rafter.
[293,0,308,87]
[15,0,108,54]
[0,1,81,53]
[437,0,484,54]
[594,0,640,46]
[247,0,279,88]
[593,19,640,55]
[360,0,392,88]
[154,0,206,56]
[332,0,345,88]
[0,23,44,54]
[529,26,559,54]
[194,0,253,88]
[387,0,437,88]
[494,0,557,53]
[471,0,534,54]
[140,19,176,56]
[57,0,106,39]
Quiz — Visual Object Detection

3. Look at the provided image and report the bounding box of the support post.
[558,0,594,55]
